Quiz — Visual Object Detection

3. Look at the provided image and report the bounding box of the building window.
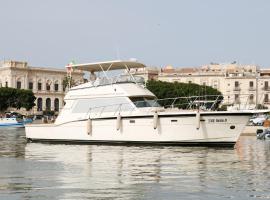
[249,81,254,88]
[28,82,33,90]
[235,94,240,103]
[249,94,254,103]
[46,98,51,111]
[265,94,269,103]
[16,81,21,89]
[38,82,42,90]
[37,98,43,111]
[5,82,8,87]
[54,83,59,91]
[54,98,59,111]
[46,83,50,91]
[265,81,269,90]
[234,81,239,88]
[188,81,192,84]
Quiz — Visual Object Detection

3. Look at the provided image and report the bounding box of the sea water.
[0,128,270,200]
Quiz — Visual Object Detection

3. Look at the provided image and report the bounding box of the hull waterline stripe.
[27,138,236,147]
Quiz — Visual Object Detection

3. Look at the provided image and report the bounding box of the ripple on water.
[0,129,270,200]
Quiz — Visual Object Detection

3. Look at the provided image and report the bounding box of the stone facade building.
[0,60,84,113]
[133,63,270,108]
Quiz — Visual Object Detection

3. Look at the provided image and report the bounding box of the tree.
[0,88,36,112]
[62,76,75,91]
[14,89,36,110]
[146,80,223,109]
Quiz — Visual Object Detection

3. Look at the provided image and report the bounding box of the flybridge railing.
[155,95,223,110]
[84,94,264,119]
[84,95,226,119]
[83,75,145,87]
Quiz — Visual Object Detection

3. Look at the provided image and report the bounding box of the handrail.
[84,95,222,119]
[82,94,263,120]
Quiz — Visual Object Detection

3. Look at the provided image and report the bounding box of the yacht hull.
[25,112,251,147]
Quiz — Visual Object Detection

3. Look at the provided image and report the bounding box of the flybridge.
[66,60,147,89]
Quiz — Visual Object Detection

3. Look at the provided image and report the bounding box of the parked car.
[249,114,268,126]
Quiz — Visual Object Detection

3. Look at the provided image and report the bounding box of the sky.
[0,0,270,68]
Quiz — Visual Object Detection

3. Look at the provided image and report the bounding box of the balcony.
[262,86,270,91]
[233,87,241,91]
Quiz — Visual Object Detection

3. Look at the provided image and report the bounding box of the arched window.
[46,80,51,91]
[38,79,42,91]
[54,98,59,111]
[37,98,43,111]
[46,98,51,111]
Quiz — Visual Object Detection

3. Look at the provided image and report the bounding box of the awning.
[67,60,146,72]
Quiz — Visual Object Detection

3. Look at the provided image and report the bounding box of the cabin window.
[129,96,160,108]
[71,97,133,113]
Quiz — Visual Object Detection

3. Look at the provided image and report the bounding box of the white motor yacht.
[25,60,267,146]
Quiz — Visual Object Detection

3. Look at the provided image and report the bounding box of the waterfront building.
[129,66,159,81]
[133,63,270,108]
[0,60,84,113]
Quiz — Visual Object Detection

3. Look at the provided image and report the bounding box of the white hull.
[25,60,268,147]
[25,112,251,146]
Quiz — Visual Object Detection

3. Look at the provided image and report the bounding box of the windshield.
[129,96,160,108]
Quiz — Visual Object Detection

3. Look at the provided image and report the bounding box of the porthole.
[230,125,235,129]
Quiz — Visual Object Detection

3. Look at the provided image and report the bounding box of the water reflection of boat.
[25,60,269,146]
[0,134,266,199]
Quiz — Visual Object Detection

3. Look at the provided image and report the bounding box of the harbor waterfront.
[1,128,270,200]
